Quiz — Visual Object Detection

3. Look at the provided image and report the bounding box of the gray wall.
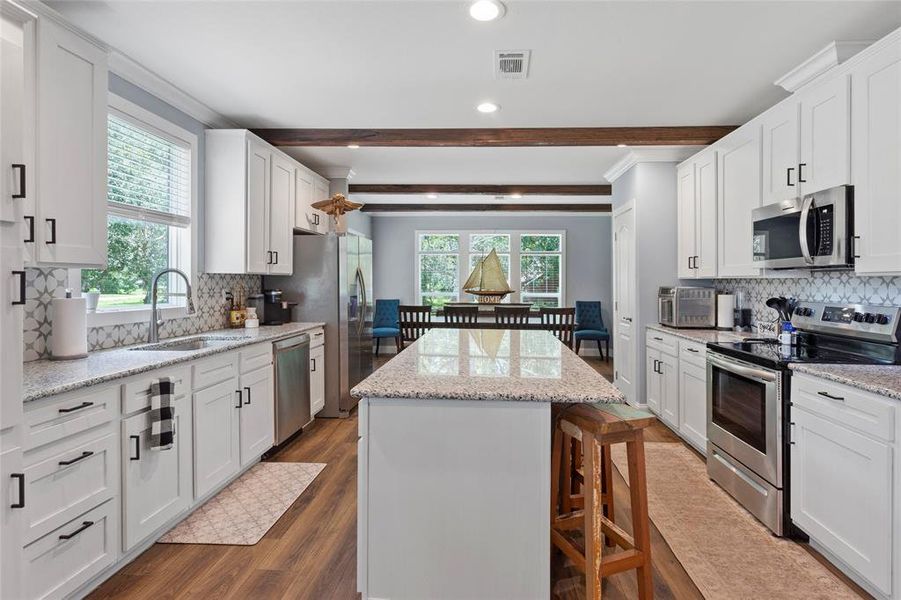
[371,214,614,331]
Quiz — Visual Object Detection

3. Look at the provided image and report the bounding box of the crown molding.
[603,147,698,182]
[774,41,872,93]
[320,167,356,180]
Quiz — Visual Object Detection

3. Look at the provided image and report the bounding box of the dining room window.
[415,230,565,307]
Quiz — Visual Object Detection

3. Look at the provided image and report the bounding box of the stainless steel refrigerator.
[264,233,373,418]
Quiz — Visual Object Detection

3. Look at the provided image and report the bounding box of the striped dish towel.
[149,377,175,450]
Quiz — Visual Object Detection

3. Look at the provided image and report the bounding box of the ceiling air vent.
[494,50,531,80]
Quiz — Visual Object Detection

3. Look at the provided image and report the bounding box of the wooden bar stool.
[551,404,656,600]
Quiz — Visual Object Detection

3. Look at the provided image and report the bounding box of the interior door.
[613,202,635,405]
[268,154,295,275]
[245,139,270,274]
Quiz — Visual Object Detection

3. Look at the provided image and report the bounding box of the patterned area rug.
[159,462,325,545]
[609,443,859,599]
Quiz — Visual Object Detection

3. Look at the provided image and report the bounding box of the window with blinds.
[81,106,194,313]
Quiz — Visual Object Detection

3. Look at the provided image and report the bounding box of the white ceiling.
[49,0,901,188]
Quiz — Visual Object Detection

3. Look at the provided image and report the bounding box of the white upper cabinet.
[717,124,762,277]
[676,162,696,278]
[799,74,850,194]
[1,13,29,225]
[294,166,328,234]
[35,18,107,267]
[269,154,295,274]
[761,100,800,205]
[205,130,300,275]
[851,33,901,274]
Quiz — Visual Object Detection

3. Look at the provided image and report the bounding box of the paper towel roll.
[51,297,88,360]
[717,294,735,330]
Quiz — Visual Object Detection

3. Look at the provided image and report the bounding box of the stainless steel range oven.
[706,352,784,534]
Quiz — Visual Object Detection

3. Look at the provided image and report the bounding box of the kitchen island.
[351,328,623,600]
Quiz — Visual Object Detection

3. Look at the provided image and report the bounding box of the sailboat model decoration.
[463,249,515,303]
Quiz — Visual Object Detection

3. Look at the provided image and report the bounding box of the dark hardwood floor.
[87,350,865,600]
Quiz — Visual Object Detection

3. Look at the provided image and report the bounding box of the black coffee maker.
[261,289,294,325]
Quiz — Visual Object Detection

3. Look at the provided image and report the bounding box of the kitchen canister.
[716,294,735,330]
[50,292,88,360]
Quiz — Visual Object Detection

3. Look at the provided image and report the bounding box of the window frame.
[519,232,566,309]
[414,229,565,307]
[73,93,199,328]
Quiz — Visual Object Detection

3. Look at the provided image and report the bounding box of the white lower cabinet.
[645,347,662,415]
[122,395,193,552]
[310,343,325,415]
[1,444,24,600]
[645,344,678,429]
[791,374,895,597]
[239,365,274,466]
[193,377,241,499]
[23,499,118,600]
[677,359,707,453]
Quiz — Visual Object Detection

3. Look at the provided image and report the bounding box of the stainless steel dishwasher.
[273,333,312,445]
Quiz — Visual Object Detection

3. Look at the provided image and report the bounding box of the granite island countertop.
[789,363,901,401]
[645,323,763,345]
[351,328,624,403]
[23,322,325,402]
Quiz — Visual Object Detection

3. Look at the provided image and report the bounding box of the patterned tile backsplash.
[23,268,261,362]
[715,271,901,328]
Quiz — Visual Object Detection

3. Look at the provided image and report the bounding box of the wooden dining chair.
[540,307,575,348]
[494,305,531,325]
[444,305,479,327]
[398,305,433,348]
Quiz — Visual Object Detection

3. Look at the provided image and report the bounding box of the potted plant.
[85,289,101,312]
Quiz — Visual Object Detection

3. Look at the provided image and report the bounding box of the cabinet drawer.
[792,374,895,442]
[122,366,191,415]
[679,340,707,367]
[24,386,118,451]
[310,327,325,348]
[193,352,239,390]
[23,500,118,600]
[646,329,678,354]
[23,427,117,544]
[240,342,272,374]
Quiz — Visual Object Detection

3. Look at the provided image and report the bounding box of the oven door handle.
[799,194,815,265]
[707,354,778,384]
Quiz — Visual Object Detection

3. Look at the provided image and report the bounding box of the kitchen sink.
[129,335,250,352]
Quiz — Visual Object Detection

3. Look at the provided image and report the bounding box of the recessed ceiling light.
[426,193,438,199]
[477,102,499,114]
[347,144,360,149]
[469,0,505,21]
[509,193,523,199]
[617,143,627,148]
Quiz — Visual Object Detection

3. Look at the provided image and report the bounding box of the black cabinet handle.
[130,435,140,460]
[235,389,243,408]
[653,336,663,341]
[798,163,807,183]
[24,215,34,243]
[786,167,795,187]
[11,164,26,198]
[59,401,93,414]
[244,386,251,405]
[59,451,94,467]
[686,347,700,353]
[817,391,845,402]
[12,270,25,305]
[10,473,24,509]
[59,520,94,541]
[273,251,278,265]
[311,357,317,372]
[313,214,320,226]
[45,218,56,244]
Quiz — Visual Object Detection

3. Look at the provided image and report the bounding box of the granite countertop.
[351,328,624,404]
[645,323,762,344]
[789,364,901,401]
[23,322,325,403]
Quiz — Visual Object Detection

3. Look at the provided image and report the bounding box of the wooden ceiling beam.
[348,184,611,196]
[251,126,737,147]
[360,203,612,213]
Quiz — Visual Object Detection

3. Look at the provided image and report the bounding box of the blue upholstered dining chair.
[373,299,401,354]
[574,301,610,361]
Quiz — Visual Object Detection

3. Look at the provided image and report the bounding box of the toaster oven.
[658,286,716,328]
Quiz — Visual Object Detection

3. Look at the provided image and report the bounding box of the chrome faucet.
[148,268,196,343]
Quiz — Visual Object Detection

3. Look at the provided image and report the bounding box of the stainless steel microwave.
[751,185,853,270]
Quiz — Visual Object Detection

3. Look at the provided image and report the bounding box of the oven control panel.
[791,301,901,343]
